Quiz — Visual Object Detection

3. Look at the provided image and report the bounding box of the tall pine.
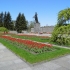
[21,14,27,30]
[4,12,7,28]
[0,12,3,27]
[15,13,27,33]
[15,13,21,33]
[7,12,13,30]
[4,12,12,30]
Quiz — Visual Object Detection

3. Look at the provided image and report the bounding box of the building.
[31,23,54,33]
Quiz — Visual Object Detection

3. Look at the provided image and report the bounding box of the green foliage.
[0,38,70,64]
[51,24,70,46]
[51,8,70,46]
[6,40,53,54]
[30,21,34,31]
[4,12,13,30]
[0,12,3,27]
[0,12,14,30]
[0,12,28,31]
[0,27,9,32]
[27,21,35,32]
[15,13,27,33]
[8,34,50,43]
[51,24,60,42]
[21,14,27,30]
[58,8,70,26]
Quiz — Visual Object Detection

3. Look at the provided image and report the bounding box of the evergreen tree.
[7,12,13,30]
[15,13,27,33]
[15,13,21,33]
[4,12,13,30]
[4,12,7,28]
[0,12,3,27]
[21,14,27,30]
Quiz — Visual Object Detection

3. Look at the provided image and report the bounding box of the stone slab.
[14,59,23,64]
[43,62,61,70]
[56,67,70,70]
[0,45,6,49]
[65,55,70,59]
[19,67,32,70]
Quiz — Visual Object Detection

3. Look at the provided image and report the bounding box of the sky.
[0,0,70,26]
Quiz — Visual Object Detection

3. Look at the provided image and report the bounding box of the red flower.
[1,35,52,48]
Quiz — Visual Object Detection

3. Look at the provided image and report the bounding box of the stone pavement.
[0,43,70,70]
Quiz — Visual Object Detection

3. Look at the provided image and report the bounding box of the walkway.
[0,43,70,70]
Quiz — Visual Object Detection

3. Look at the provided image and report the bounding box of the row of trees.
[0,12,13,30]
[0,12,35,33]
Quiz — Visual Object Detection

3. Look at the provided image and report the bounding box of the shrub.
[51,24,70,46]
[0,27,9,32]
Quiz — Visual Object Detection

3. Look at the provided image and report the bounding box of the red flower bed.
[1,35,52,48]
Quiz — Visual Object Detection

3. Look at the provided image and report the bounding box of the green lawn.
[8,34,50,43]
[0,38,70,64]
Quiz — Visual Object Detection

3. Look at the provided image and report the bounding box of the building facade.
[31,25,54,33]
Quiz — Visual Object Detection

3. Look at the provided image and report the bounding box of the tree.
[15,13,27,33]
[29,21,34,28]
[6,12,12,30]
[4,12,12,30]
[4,12,7,28]
[27,21,35,32]
[58,8,70,26]
[51,24,70,45]
[21,14,27,30]
[15,13,21,33]
[51,8,70,46]
[0,27,9,33]
[0,12,4,27]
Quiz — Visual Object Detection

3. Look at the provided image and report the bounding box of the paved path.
[0,43,70,70]
[53,44,70,49]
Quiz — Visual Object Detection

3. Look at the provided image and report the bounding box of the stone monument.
[33,12,40,33]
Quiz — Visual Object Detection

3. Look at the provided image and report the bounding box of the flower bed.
[2,35,53,54]
[1,35,70,64]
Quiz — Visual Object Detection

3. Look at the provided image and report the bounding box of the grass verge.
[0,38,70,64]
[8,34,50,43]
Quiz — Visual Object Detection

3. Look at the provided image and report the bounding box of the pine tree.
[7,12,13,30]
[4,12,7,28]
[15,13,21,33]
[0,12,3,27]
[21,14,27,30]
[15,13,27,33]
[4,12,12,30]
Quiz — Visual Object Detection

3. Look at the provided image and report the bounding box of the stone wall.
[40,26,54,33]
[31,26,54,33]
[9,31,17,34]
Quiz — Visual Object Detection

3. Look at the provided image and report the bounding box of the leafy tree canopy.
[58,8,70,26]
